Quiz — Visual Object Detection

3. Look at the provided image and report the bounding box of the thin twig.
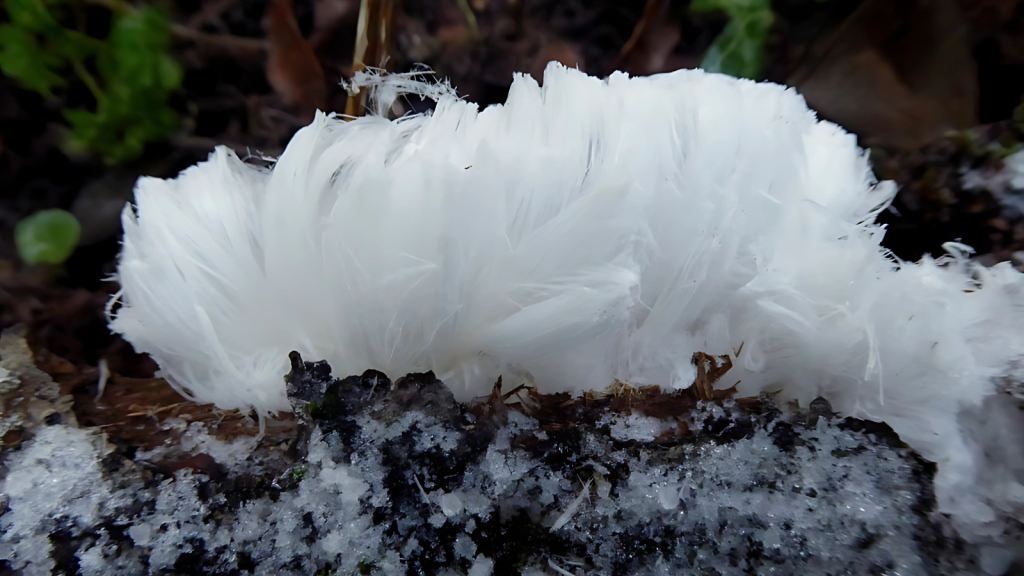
[171,24,267,52]
[124,402,188,417]
[455,0,479,39]
[69,56,103,101]
[186,0,238,29]
[82,0,265,52]
[345,0,395,118]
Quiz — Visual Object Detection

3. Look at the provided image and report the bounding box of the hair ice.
[111,63,1024,533]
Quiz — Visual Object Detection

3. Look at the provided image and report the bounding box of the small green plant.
[691,0,774,80]
[693,0,832,80]
[15,209,81,264]
[0,0,181,164]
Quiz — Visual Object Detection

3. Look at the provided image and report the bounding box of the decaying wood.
[691,351,734,402]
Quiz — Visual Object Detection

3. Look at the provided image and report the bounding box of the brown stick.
[611,0,667,72]
[171,24,267,53]
[345,0,396,118]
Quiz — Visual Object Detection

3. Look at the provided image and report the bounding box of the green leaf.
[155,54,182,90]
[5,0,61,33]
[15,209,81,265]
[48,27,102,60]
[693,0,774,80]
[100,7,178,91]
[0,24,65,96]
[691,0,769,14]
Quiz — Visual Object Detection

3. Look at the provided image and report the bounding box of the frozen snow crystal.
[1,426,116,575]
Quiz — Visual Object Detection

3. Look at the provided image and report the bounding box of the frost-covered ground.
[963,149,1024,219]
[0,352,1003,575]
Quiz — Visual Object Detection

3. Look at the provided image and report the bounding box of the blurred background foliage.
[0,0,1023,371]
[691,0,776,79]
[1,0,181,164]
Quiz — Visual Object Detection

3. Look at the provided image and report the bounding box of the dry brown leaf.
[612,0,681,76]
[529,39,586,81]
[790,0,978,149]
[955,0,1023,35]
[265,0,328,121]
